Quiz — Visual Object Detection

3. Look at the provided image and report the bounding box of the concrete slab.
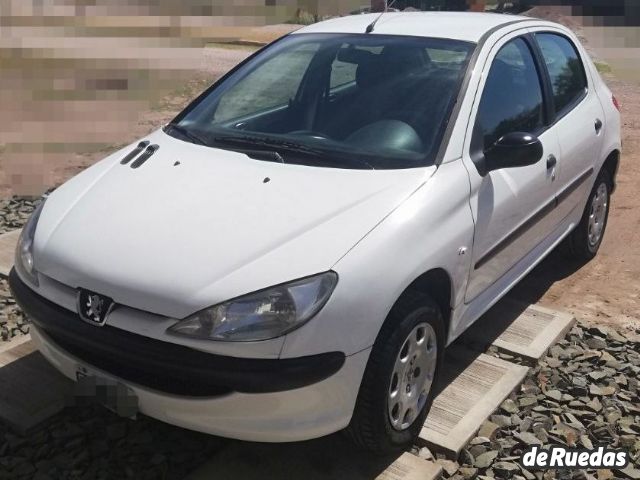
[0,338,73,434]
[185,436,441,480]
[420,348,528,458]
[491,302,576,360]
[375,453,442,480]
[0,333,33,359]
[459,298,576,361]
[0,229,20,277]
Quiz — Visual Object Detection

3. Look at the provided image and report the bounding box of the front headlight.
[15,197,47,286]
[168,272,338,342]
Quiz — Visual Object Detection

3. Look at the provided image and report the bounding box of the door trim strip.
[474,167,594,270]
[556,167,594,205]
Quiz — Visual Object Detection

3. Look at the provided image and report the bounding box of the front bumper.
[9,268,344,395]
[11,269,370,441]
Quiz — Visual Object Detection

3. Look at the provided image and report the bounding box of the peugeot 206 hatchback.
[11,12,621,453]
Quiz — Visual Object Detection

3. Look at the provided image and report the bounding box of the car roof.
[293,12,550,43]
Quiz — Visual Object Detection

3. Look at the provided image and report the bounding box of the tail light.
[612,95,621,111]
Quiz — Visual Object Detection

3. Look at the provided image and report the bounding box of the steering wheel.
[288,130,331,141]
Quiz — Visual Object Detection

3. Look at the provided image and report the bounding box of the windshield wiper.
[165,124,209,146]
[213,135,374,170]
[241,149,285,164]
[213,135,325,155]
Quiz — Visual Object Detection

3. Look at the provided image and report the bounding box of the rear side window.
[474,38,545,151]
[536,33,587,114]
[329,45,382,90]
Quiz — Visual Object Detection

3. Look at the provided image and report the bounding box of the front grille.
[47,330,232,397]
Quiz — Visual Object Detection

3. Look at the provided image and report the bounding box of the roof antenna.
[365,0,397,33]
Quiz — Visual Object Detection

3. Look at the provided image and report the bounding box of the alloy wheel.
[387,322,438,431]
[588,182,608,248]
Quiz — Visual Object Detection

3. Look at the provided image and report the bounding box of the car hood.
[34,130,434,318]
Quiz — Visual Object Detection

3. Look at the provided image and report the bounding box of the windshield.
[167,33,474,169]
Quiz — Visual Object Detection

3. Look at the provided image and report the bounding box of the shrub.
[288,8,318,25]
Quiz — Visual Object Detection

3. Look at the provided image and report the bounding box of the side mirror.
[484,132,544,173]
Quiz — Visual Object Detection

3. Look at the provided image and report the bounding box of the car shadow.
[507,247,588,305]
[185,434,400,480]
[447,248,586,363]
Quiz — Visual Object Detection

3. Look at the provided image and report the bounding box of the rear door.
[461,33,560,302]
[530,29,605,220]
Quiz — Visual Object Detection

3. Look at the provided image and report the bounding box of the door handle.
[546,154,557,170]
[595,118,603,133]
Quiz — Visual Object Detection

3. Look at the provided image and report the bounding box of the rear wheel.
[346,292,444,454]
[563,169,611,261]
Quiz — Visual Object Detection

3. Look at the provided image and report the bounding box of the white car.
[11,12,621,453]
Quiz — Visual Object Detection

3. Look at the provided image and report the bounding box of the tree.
[371,0,387,12]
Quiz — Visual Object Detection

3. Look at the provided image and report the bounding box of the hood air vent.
[120,141,150,165]
[130,144,159,169]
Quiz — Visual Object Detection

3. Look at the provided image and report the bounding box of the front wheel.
[346,292,445,454]
[563,169,611,261]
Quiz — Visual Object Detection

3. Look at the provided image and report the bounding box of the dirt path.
[0,19,286,197]
[50,46,255,186]
[511,73,640,331]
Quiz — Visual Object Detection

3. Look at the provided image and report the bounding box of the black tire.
[345,291,445,454]
[563,169,612,262]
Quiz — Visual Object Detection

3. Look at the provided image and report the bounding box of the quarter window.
[536,33,587,113]
[474,38,544,151]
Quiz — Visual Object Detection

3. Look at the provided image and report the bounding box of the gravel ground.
[0,406,223,480]
[0,198,40,235]
[415,323,640,480]
[0,278,28,342]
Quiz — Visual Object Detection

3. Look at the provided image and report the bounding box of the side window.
[474,38,545,151]
[214,43,319,122]
[536,33,587,113]
[330,56,357,91]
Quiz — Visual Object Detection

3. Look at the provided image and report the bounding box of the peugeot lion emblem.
[77,289,114,326]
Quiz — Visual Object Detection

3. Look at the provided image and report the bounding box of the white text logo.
[521,446,629,469]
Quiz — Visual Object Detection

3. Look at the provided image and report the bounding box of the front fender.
[280,160,475,358]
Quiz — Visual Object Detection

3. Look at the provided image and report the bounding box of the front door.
[462,34,560,302]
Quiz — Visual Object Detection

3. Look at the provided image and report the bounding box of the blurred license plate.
[75,365,138,418]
